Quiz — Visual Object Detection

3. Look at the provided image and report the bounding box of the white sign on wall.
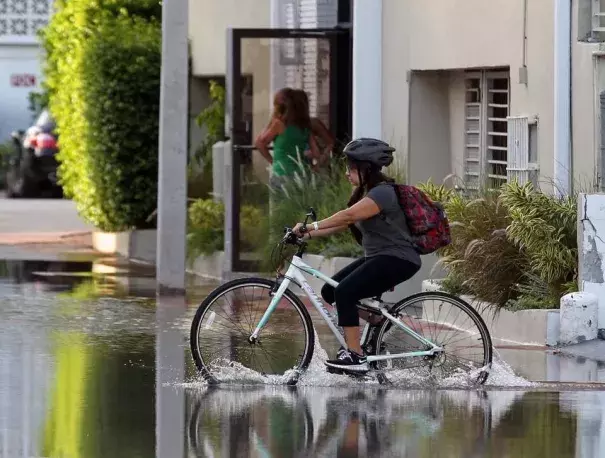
[10,73,37,87]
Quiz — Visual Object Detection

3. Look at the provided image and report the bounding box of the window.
[464,70,510,189]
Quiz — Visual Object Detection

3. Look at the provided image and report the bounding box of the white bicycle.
[190,208,493,386]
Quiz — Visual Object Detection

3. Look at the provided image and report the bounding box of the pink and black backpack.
[383,184,451,255]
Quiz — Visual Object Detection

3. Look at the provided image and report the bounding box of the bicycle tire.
[190,277,315,385]
[368,291,493,385]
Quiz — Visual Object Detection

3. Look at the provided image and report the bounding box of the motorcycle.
[5,110,63,199]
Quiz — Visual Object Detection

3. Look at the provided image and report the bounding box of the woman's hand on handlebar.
[292,222,306,237]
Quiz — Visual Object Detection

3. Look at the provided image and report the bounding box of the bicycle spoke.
[372,293,492,385]
[192,280,313,382]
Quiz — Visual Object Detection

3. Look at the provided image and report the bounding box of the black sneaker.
[325,348,369,373]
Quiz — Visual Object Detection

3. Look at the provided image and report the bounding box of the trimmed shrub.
[500,181,578,302]
[42,1,161,231]
[187,199,224,258]
[189,80,226,199]
[420,179,578,310]
[187,199,264,261]
[421,184,526,306]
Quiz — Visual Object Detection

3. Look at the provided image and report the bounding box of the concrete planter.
[92,230,157,263]
[189,251,225,281]
[559,292,598,345]
[422,279,561,347]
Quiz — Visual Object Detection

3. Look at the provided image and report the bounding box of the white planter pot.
[93,230,157,263]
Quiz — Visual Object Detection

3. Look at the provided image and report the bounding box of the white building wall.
[188,0,271,77]
[382,0,601,191]
[0,0,53,142]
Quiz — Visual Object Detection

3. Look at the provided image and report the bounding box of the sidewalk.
[0,196,96,256]
[558,339,605,362]
[0,195,94,233]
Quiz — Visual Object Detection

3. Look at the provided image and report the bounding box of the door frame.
[225,27,349,273]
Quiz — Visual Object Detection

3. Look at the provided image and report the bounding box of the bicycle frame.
[250,255,443,364]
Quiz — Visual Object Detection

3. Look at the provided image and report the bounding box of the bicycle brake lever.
[306,207,317,222]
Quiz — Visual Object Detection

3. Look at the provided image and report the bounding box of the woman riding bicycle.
[293,138,421,373]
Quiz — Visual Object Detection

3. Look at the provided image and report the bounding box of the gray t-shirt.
[355,184,422,266]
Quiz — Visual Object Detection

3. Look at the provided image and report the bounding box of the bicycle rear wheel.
[369,292,492,385]
[190,277,315,385]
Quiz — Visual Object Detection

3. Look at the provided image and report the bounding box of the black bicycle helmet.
[343,137,395,168]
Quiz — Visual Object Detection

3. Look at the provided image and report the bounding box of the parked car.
[5,110,62,198]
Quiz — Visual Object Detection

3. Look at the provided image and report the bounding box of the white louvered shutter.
[507,116,530,184]
[464,70,510,189]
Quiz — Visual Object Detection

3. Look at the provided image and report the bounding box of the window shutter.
[464,73,483,190]
[507,115,539,186]
[506,116,530,184]
[485,71,509,188]
[464,70,510,189]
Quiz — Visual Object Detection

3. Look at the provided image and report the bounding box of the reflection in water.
[185,386,605,458]
[0,260,93,292]
[0,279,157,458]
[40,331,156,458]
[156,296,187,458]
[42,332,88,457]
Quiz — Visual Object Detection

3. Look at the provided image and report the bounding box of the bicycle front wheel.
[190,277,315,385]
[369,292,493,385]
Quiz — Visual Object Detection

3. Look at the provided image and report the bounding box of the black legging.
[321,256,421,327]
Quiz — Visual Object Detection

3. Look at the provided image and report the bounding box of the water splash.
[182,330,535,389]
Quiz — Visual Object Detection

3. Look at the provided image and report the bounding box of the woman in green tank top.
[294,89,334,171]
[255,88,320,188]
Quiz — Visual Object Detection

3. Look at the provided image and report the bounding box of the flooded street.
[1,258,605,457]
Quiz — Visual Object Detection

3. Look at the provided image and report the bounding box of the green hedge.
[187,199,265,261]
[42,1,161,231]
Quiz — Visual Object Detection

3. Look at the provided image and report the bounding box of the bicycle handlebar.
[281,207,318,246]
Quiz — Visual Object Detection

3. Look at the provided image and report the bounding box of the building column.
[352,0,382,139]
[553,0,571,196]
[156,0,189,294]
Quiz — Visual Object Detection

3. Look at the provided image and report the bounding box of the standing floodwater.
[0,259,605,457]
